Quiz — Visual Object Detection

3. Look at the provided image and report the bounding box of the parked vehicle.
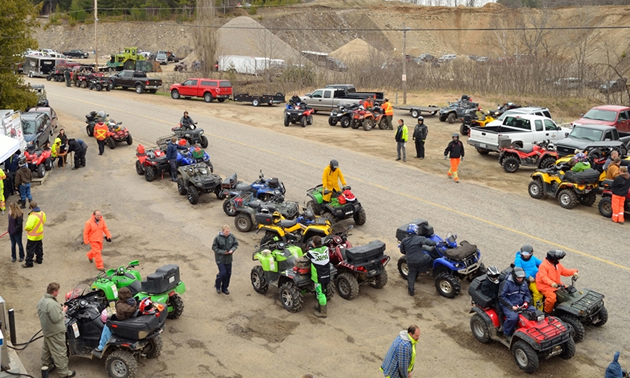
[300,87,384,112]
[105,120,133,149]
[394,104,439,119]
[328,103,360,128]
[158,123,209,148]
[438,95,479,123]
[63,49,89,59]
[256,208,332,249]
[23,145,52,178]
[170,78,232,102]
[88,75,111,92]
[0,109,27,151]
[484,106,551,127]
[598,184,630,218]
[284,102,313,127]
[218,55,286,75]
[554,124,630,157]
[176,163,224,205]
[108,70,162,94]
[498,139,559,173]
[23,55,57,78]
[233,92,285,106]
[233,195,299,232]
[438,54,457,63]
[20,111,53,148]
[305,185,366,225]
[571,105,630,133]
[106,47,147,71]
[323,84,385,102]
[155,53,168,65]
[599,79,627,95]
[27,106,58,133]
[460,109,496,135]
[221,171,286,212]
[528,161,600,209]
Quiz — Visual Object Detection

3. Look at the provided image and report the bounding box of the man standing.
[499,267,532,340]
[14,157,32,209]
[400,223,436,296]
[306,236,331,318]
[444,133,465,183]
[536,250,578,314]
[64,68,71,87]
[3,149,20,197]
[603,150,620,171]
[381,325,420,378]
[93,117,109,156]
[382,98,394,130]
[166,137,187,182]
[67,138,88,169]
[610,166,630,223]
[37,283,75,377]
[395,119,408,162]
[23,201,46,268]
[322,159,346,202]
[212,225,239,295]
[412,117,428,159]
[84,210,112,271]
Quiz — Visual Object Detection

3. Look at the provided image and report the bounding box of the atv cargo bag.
[345,240,386,264]
[108,306,167,340]
[396,219,429,241]
[564,168,600,184]
[442,241,478,261]
[268,177,280,188]
[141,265,180,294]
[468,275,494,308]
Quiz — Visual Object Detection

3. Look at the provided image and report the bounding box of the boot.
[314,304,327,318]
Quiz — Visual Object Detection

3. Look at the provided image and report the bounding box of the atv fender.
[469,306,499,329]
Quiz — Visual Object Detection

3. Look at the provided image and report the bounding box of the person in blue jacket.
[513,244,543,310]
[499,267,532,340]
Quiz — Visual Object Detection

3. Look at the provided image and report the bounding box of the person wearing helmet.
[400,223,437,296]
[444,133,465,183]
[480,266,503,321]
[499,267,532,339]
[395,119,408,162]
[306,236,331,318]
[535,250,578,313]
[93,286,137,358]
[412,116,428,159]
[475,107,486,122]
[179,111,196,130]
[571,152,591,172]
[14,156,32,209]
[514,244,543,310]
[322,159,347,202]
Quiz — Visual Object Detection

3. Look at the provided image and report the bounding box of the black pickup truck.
[107,70,163,94]
[63,50,89,59]
[555,124,630,157]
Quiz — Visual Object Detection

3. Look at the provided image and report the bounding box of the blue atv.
[222,170,286,216]
[396,219,485,298]
[178,146,212,171]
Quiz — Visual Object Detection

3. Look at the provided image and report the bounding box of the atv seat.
[107,307,167,340]
[155,156,167,164]
[235,183,252,192]
[441,241,478,261]
[247,200,262,210]
[515,147,534,154]
[279,219,298,228]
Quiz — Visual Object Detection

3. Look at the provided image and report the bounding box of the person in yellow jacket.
[0,168,6,214]
[382,98,394,130]
[50,138,67,168]
[395,119,408,162]
[83,210,112,271]
[22,201,46,268]
[322,160,346,202]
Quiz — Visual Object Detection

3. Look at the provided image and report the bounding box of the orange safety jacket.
[383,101,394,116]
[25,211,46,241]
[83,215,112,244]
[93,122,109,141]
[535,259,578,292]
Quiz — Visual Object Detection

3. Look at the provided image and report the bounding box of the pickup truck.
[571,105,630,133]
[300,87,385,112]
[554,124,630,157]
[467,114,570,154]
[170,78,232,102]
[107,70,162,94]
[63,50,89,59]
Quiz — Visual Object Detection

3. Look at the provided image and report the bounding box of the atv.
[233,194,299,233]
[250,239,336,312]
[221,170,286,214]
[305,184,366,225]
[598,183,630,218]
[157,122,209,148]
[396,219,485,298]
[328,103,360,128]
[105,119,133,149]
[135,144,211,182]
[176,163,224,205]
[459,109,496,135]
[528,162,600,209]
[256,208,332,249]
[499,139,559,173]
[439,94,479,124]
[23,145,52,178]
[350,106,386,131]
[64,289,166,378]
[468,274,575,374]
[284,102,314,127]
[89,260,186,320]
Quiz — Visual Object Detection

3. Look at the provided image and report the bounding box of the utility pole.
[94,0,98,68]
[402,23,409,105]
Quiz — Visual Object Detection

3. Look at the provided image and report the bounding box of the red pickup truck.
[170,78,232,103]
[571,105,630,133]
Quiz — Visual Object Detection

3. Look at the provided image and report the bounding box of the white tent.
[0,134,20,164]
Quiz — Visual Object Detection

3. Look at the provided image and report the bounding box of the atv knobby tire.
[353,207,367,225]
[528,180,544,199]
[215,186,226,199]
[284,114,290,127]
[434,272,461,298]
[135,161,144,175]
[559,337,576,360]
[470,313,491,343]
[142,335,162,359]
[512,340,539,374]
[166,293,184,319]
[447,113,457,124]
[107,137,116,149]
[86,125,93,137]
[106,349,138,378]
[223,199,237,216]
[369,269,388,289]
[559,314,585,342]
[476,147,490,155]
[336,272,360,300]
[235,213,254,232]
[144,167,156,182]
[539,156,557,169]
[177,178,187,195]
[397,257,409,280]
[340,116,351,128]
[598,197,612,217]
[187,186,200,205]
[200,136,209,149]
[126,135,133,145]
[279,282,303,312]
[460,124,469,136]
[363,118,374,131]
[37,164,46,178]
[502,157,520,173]
[351,120,360,129]
[328,118,338,126]
[592,305,608,327]
[578,191,596,207]
[557,189,578,209]
[300,116,307,128]
[250,266,269,294]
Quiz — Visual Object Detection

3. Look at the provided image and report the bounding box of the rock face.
[217,17,300,61]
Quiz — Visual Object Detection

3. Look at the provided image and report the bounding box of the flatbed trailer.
[233,92,285,106]
[394,105,440,118]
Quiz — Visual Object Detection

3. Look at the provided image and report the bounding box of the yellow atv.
[528,160,600,209]
[256,209,332,249]
[460,109,496,135]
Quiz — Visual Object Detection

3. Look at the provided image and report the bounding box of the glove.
[551,282,558,288]
[422,140,425,142]
[528,276,535,283]
[106,237,112,243]
[444,155,448,160]
[460,156,464,161]
[522,302,529,308]
[573,272,579,279]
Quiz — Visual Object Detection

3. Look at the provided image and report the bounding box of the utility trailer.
[233,93,285,106]
[394,105,440,118]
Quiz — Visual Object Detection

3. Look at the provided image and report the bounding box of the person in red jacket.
[83,210,112,271]
[535,250,578,313]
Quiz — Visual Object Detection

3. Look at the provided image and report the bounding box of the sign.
[402,74,407,82]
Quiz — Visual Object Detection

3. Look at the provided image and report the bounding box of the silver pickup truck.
[300,88,383,112]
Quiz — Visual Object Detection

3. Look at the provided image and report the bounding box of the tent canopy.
[0,135,21,164]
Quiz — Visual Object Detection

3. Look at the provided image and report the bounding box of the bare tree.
[516,4,553,57]
[193,0,217,77]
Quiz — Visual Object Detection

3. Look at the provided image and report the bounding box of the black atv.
[284,102,314,127]
[233,194,299,233]
[439,94,479,124]
[176,163,225,205]
[163,122,209,149]
[328,103,360,128]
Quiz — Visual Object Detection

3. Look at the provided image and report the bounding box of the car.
[20,112,53,148]
[63,50,89,59]
[571,105,630,133]
[416,53,436,63]
[438,54,457,63]
[27,106,58,132]
[553,77,582,90]
[599,79,627,94]
[485,107,552,127]
[156,53,168,65]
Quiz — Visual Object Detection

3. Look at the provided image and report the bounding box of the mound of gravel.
[328,38,383,63]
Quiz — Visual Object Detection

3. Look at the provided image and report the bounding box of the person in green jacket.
[306,236,331,318]
[395,119,408,162]
[37,282,76,377]
[571,152,591,172]
[212,225,239,295]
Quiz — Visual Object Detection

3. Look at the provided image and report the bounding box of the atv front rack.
[568,290,605,315]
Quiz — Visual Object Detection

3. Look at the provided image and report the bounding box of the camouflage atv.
[177,163,225,205]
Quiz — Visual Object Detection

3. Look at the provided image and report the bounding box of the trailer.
[394,105,440,118]
[232,93,285,106]
[23,56,57,78]
[218,55,286,76]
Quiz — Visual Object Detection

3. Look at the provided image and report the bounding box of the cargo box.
[396,219,430,241]
[468,275,493,308]
[141,264,180,294]
[108,306,167,340]
[345,240,386,264]
[564,168,600,185]
[255,212,273,225]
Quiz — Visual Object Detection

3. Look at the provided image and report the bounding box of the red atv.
[135,144,170,182]
[499,139,559,173]
[24,146,53,178]
[105,120,133,149]
[468,274,575,374]
[324,227,389,300]
[598,183,630,218]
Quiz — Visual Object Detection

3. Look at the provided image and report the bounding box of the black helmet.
[330,159,339,170]
[486,266,500,284]
[452,133,459,138]
[417,116,424,122]
[547,250,566,263]
[520,244,534,260]
[512,267,526,281]
[18,156,26,166]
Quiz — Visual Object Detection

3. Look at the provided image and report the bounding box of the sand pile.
[328,38,384,63]
[217,17,300,61]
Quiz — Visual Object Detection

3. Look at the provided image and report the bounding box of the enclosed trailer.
[23,56,57,78]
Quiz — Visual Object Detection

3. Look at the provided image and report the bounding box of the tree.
[193,0,217,77]
[0,0,39,110]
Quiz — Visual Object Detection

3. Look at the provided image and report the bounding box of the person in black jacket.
[611,166,630,224]
[400,223,436,296]
[3,150,20,197]
[480,266,503,325]
[412,117,428,159]
[165,138,188,182]
[67,139,88,169]
[444,133,465,183]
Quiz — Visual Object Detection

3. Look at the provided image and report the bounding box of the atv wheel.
[223,199,237,216]
[250,266,269,294]
[142,335,162,359]
[126,135,133,145]
[37,164,46,178]
[336,272,360,300]
[539,156,557,169]
[177,178,187,195]
[340,116,351,128]
[353,207,367,225]
[560,314,585,342]
[434,272,461,298]
[215,186,226,199]
[321,211,335,224]
[106,349,137,378]
[200,136,209,148]
[397,257,409,280]
[86,125,93,137]
[460,124,469,136]
[300,116,306,128]
[439,115,447,122]
[351,120,360,129]
[166,293,184,319]
[307,115,313,125]
[145,167,156,182]
[44,157,52,171]
[107,137,116,149]
[369,269,388,289]
[279,282,303,312]
[171,90,180,99]
[135,84,143,94]
[135,161,144,175]
[512,340,539,374]
[187,186,199,205]
[528,180,544,199]
[578,191,596,206]
[411,109,419,118]
[235,213,254,232]
[95,84,102,91]
[328,118,338,126]
[559,337,576,360]
[204,93,213,103]
[598,197,612,217]
[108,82,114,91]
[502,157,520,173]
[378,118,386,130]
[46,75,52,81]
[557,189,578,209]
[447,113,457,124]
[470,313,491,344]
[305,200,319,215]
[80,80,87,88]
[592,305,608,327]
[363,118,374,131]
[326,283,335,301]
[284,114,290,127]
[476,147,490,155]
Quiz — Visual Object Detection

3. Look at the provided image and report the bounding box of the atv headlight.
[199,130,204,135]
[537,314,545,322]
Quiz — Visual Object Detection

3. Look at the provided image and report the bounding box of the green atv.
[177,163,224,205]
[250,240,336,313]
[305,184,366,225]
[91,260,186,319]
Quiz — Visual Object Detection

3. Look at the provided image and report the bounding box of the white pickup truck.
[467,114,570,154]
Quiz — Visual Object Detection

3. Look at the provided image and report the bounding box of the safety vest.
[93,123,109,141]
[26,211,45,241]
[383,102,394,116]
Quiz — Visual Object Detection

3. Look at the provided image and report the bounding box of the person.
[37,282,76,377]
[380,325,420,378]
[605,351,625,378]
[83,210,112,271]
[50,138,67,168]
[611,166,630,224]
[536,250,578,314]
[362,96,374,110]
[322,159,346,202]
[603,150,620,171]
[290,92,301,106]
[513,244,543,310]
[64,68,71,87]
[444,133,465,183]
[212,225,239,295]
[0,168,5,214]
[4,150,21,197]
[166,137,187,182]
[93,287,137,358]
[382,98,394,130]
[93,116,109,156]
[57,129,68,146]
[14,157,32,209]
[306,236,331,318]
[607,157,622,180]
[571,152,591,172]
[67,138,88,169]
[179,111,195,130]
[400,223,436,296]
[499,267,532,339]
[480,265,503,322]
[412,117,428,159]
[8,202,25,263]
[395,119,408,162]
[23,201,46,268]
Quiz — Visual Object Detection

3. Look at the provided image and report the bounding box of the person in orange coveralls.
[83,210,112,271]
[535,250,578,314]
